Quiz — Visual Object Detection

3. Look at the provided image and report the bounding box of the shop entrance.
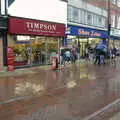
[78,38,89,58]
[13,36,59,67]
[80,42,88,58]
[66,35,102,58]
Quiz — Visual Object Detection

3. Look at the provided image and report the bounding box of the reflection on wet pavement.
[0,64,120,120]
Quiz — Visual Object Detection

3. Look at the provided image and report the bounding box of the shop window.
[81,10,85,24]
[111,15,115,27]
[102,17,107,28]
[87,13,92,25]
[98,17,102,24]
[91,14,106,28]
[72,7,79,23]
[93,14,97,27]
[67,5,72,22]
[97,16,102,27]
[81,10,87,24]
[79,9,82,23]
[117,16,120,29]
[13,36,59,66]
[96,15,104,28]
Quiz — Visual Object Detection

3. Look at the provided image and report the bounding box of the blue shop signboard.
[66,25,108,38]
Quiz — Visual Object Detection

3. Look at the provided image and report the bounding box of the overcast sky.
[6,0,67,24]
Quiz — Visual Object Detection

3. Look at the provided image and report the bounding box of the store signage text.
[26,22,56,32]
[9,17,65,37]
[78,29,101,37]
[66,25,108,38]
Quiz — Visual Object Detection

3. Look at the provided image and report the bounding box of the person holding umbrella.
[94,40,107,65]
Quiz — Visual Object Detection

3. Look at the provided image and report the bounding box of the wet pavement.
[0,63,120,120]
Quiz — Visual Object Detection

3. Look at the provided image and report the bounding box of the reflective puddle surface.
[0,64,120,120]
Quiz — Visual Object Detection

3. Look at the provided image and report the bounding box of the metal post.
[77,37,80,60]
[58,37,61,66]
[45,37,48,65]
[5,0,7,15]
[0,0,1,15]
[107,0,111,50]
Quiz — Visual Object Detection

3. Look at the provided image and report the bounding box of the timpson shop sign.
[8,17,65,37]
[26,22,56,31]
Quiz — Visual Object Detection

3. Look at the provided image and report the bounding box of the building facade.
[0,0,67,69]
[66,0,120,57]
[67,0,108,57]
[7,16,65,67]
[88,0,120,48]
[67,0,107,29]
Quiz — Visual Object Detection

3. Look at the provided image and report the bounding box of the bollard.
[52,57,58,70]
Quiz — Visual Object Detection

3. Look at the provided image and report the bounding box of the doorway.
[79,38,89,58]
[80,42,88,58]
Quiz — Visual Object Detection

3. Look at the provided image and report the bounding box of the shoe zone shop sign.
[66,25,108,38]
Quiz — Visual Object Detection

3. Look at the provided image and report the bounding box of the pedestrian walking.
[94,49,100,65]
[88,47,94,63]
[60,52,66,66]
[71,46,77,63]
[112,47,117,58]
[94,40,107,65]
[65,49,71,64]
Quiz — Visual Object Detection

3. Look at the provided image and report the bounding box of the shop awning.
[66,24,108,38]
[110,36,120,40]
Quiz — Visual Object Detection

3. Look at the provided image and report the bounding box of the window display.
[12,35,59,66]
[67,36,102,57]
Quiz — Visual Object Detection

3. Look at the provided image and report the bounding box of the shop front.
[66,24,108,57]
[109,36,120,49]
[110,28,120,49]
[8,17,65,67]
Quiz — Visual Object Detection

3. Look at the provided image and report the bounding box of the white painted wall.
[7,0,67,24]
[1,0,5,14]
